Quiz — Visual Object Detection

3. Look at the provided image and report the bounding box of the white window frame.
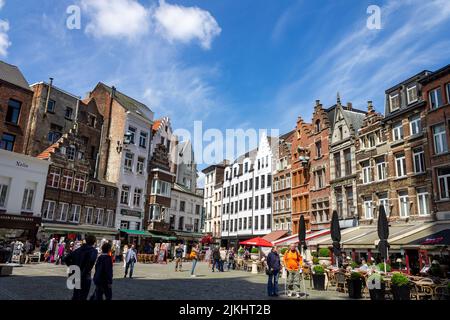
[57,202,69,221]
[409,114,421,136]
[429,87,443,109]
[85,207,94,224]
[95,208,104,225]
[364,198,373,219]
[133,188,142,207]
[69,204,81,223]
[433,124,448,155]
[438,170,450,200]
[137,157,145,175]
[73,174,85,193]
[376,160,387,181]
[362,162,371,184]
[66,145,76,161]
[378,194,390,217]
[392,122,403,141]
[390,93,400,111]
[61,170,73,190]
[106,210,114,227]
[139,131,148,148]
[48,167,61,188]
[395,154,407,178]
[398,193,409,218]
[124,152,134,173]
[21,188,35,211]
[0,182,9,208]
[407,85,418,104]
[413,149,425,174]
[417,190,430,216]
[120,185,130,205]
[42,200,56,220]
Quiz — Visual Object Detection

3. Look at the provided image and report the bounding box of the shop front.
[0,213,42,243]
[39,223,118,244]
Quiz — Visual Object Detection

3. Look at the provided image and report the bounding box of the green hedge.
[313,265,325,275]
[250,248,259,254]
[391,272,409,286]
[377,262,391,272]
[318,248,330,257]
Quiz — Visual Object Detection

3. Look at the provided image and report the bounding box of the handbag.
[265,267,273,276]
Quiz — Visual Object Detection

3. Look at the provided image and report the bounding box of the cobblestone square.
[0,262,350,300]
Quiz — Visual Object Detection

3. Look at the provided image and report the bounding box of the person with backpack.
[93,242,113,300]
[283,243,303,298]
[190,244,199,277]
[266,246,281,297]
[65,235,98,300]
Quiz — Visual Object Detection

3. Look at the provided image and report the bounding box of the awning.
[148,231,177,241]
[42,223,118,235]
[389,222,450,250]
[119,229,151,236]
[262,230,288,243]
[174,231,203,240]
[273,229,330,246]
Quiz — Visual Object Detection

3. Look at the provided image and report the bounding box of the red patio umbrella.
[240,237,273,247]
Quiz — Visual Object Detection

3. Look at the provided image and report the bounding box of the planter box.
[347,279,363,299]
[392,285,411,300]
[369,283,386,301]
[312,274,326,290]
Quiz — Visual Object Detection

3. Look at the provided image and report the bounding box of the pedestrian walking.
[212,246,220,272]
[55,242,66,265]
[190,244,199,277]
[23,240,33,264]
[283,243,303,298]
[93,242,113,300]
[266,246,281,297]
[227,247,236,270]
[219,247,227,271]
[174,243,184,272]
[124,244,137,278]
[65,235,98,301]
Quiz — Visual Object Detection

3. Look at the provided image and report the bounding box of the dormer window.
[407,85,418,104]
[390,93,400,111]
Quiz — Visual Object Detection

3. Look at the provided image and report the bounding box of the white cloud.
[153,0,221,49]
[81,0,149,40]
[0,1,10,57]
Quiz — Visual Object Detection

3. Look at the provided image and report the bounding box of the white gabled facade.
[116,111,153,231]
[221,133,275,246]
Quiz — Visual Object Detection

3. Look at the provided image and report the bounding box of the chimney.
[336,92,341,105]
[347,102,352,110]
[315,99,320,107]
[367,101,374,113]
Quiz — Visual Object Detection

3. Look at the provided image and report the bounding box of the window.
[409,114,421,136]
[239,200,242,211]
[73,174,85,192]
[137,157,145,175]
[120,185,130,205]
[57,203,69,221]
[139,131,148,148]
[47,99,56,112]
[395,154,407,177]
[124,152,134,172]
[65,145,75,161]
[100,187,106,198]
[65,107,73,119]
[42,200,56,220]
[61,170,74,190]
[267,193,271,208]
[261,215,265,229]
[261,194,265,209]
[413,148,425,173]
[334,152,341,178]
[120,220,129,229]
[47,130,61,143]
[261,175,265,189]
[47,167,61,188]
[429,87,443,109]
[417,188,430,216]
[239,182,243,193]
[315,141,322,158]
[255,196,259,210]
[69,205,81,223]
[438,168,450,200]
[362,161,371,184]
[344,148,352,176]
[21,187,34,211]
[255,177,259,190]
[407,85,418,104]
[447,83,450,103]
[376,157,387,181]
[127,126,136,144]
[392,122,404,141]
[84,207,94,224]
[315,120,321,132]
[254,216,259,230]
[346,187,354,217]
[267,174,272,187]
[363,197,373,219]
[433,124,448,154]
[368,134,376,148]
[336,188,343,218]
[133,188,142,207]
[1,133,15,151]
[106,210,114,227]
[379,193,390,217]
[180,201,185,212]
[390,93,400,111]
[249,178,253,190]
[94,208,104,225]
[244,162,249,172]
[5,99,21,124]
[398,192,409,218]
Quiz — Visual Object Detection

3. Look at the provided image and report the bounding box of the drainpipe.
[103,86,116,180]
[73,97,80,132]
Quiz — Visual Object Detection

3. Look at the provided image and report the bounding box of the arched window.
[315,119,321,132]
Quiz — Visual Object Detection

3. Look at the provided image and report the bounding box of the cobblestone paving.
[0,262,351,300]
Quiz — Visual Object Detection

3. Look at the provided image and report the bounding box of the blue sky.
[1,0,450,169]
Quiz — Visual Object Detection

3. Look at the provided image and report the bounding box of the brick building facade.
[0,61,33,154]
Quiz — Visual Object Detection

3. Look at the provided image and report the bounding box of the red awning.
[240,237,273,247]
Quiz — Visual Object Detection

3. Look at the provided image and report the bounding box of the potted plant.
[391,272,411,300]
[367,273,385,300]
[312,265,326,290]
[350,261,359,269]
[377,262,391,273]
[250,248,259,260]
[318,248,331,266]
[238,248,245,257]
[312,256,319,265]
[347,272,363,299]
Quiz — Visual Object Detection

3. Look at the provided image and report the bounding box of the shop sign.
[120,209,142,218]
